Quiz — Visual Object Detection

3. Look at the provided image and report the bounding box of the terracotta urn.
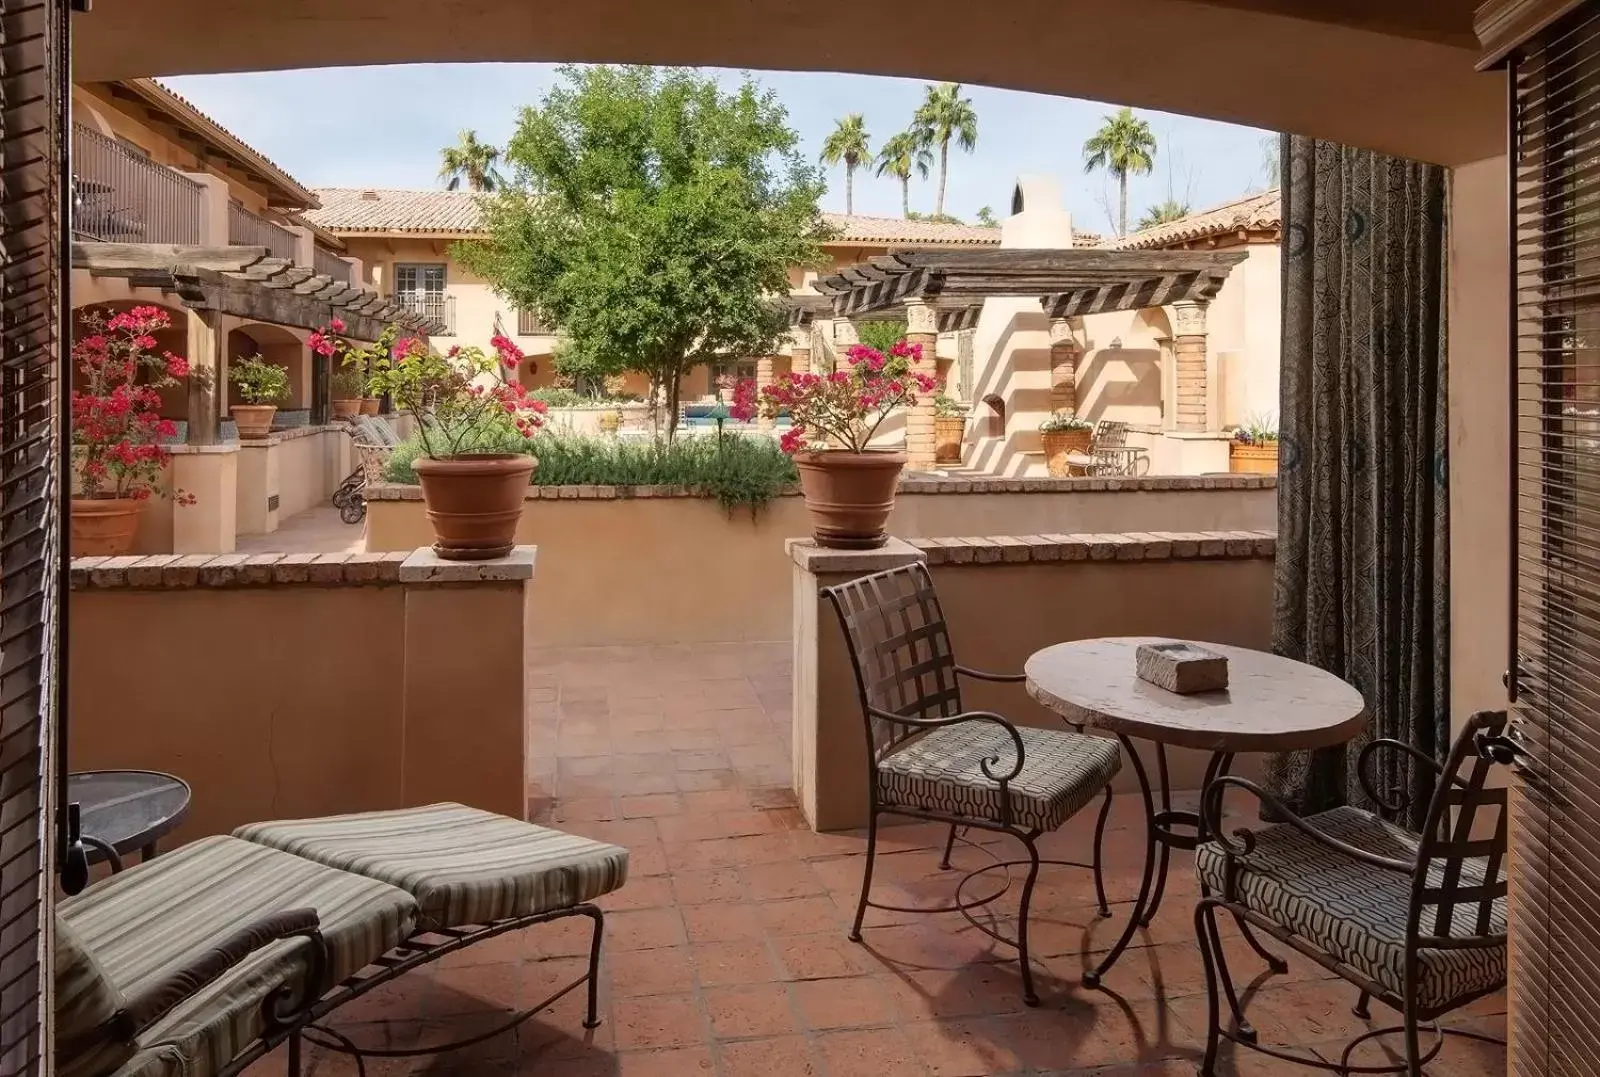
[412,453,536,561]
[1229,441,1279,474]
[360,397,381,416]
[70,497,143,556]
[598,409,623,435]
[332,399,362,420]
[230,404,278,440]
[934,416,965,465]
[1041,428,1093,477]
[792,449,906,550]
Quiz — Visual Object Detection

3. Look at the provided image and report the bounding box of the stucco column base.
[170,446,238,554]
[904,331,938,469]
[789,537,926,832]
[236,442,280,536]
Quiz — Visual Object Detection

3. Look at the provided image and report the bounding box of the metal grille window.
[395,263,446,296]
[1506,5,1600,1069]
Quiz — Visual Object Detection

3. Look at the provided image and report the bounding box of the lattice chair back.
[1409,709,1510,946]
[824,562,963,764]
[1092,420,1129,449]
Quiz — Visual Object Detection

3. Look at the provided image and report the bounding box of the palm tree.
[820,114,871,216]
[438,130,504,192]
[1136,198,1191,230]
[1083,107,1158,236]
[913,83,978,218]
[874,130,933,218]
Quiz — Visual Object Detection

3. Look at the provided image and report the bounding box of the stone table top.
[1024,637,1367,753]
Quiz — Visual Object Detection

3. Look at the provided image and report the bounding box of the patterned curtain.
[1266,134,1451,825]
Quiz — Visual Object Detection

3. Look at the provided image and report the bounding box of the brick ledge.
[908,530,1276,565]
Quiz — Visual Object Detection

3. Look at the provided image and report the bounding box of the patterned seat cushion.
[55,916,135,1077]
[235,802,630,929]
[63,834,417,1077]
[877,724,1121,832]
[1194,805,1506,1012]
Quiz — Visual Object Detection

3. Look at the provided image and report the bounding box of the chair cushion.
[1194,805,1507,1012]
[55,916,135,1077]
[877,724,1121,832]
[63,834,417,1077]
[234,802,630,929]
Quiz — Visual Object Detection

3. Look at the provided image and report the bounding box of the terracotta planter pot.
[598,410,622,434]
[934,416,965,465]
[231,404,277,440]
[793,449,906,550]
[1230,441,1279,474]
[71,497,143,557]
[413,453,537,561]
[360,397,381,416]
[332,398,362,420]
[1041,428,1093,477]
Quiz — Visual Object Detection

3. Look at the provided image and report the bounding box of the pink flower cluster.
[731,339,935,455]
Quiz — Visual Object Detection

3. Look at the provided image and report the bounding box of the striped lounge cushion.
[1194,805,1507,1012]
[234,802,630,929]
[63,835,416,1077]
[55,916,135,1077]
[876,724,1121,832]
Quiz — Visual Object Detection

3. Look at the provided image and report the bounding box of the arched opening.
[982,393,1006,439]
[72,298,189,434]
[228,322,308,417]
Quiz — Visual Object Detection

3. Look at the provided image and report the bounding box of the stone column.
[185,308,223,445]
[1172,300,1210,431]
[755,355,776,428]
[1048,317,1082,415]
[789,327,812,383]
[831,318,858,373]
[903,299,938,469]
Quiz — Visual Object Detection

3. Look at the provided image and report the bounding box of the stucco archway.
[228,321,310,412]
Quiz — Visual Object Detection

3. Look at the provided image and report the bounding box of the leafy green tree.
[820,114,871,216]
[1136,198,1191,230]
[874,130,932,218]
[857,319,908,354]
[461,66,827,438]
[974,205,998,227]
[913,83,978,218]
[1083,107,1157,236]
[438,130,505,192]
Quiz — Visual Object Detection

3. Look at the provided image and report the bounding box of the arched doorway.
[982,393,1006,438]
[227,322,309,417]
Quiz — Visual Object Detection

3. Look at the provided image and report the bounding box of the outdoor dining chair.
[1193,709,1510,1076]
[823,562,1123,1005]
[1065,419,1149,476]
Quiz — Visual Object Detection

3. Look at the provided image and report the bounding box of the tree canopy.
[875,131,932,218]
[913,84,978,218]
[1136,198,1191,230]
[461,65,828,435]
[438,130,504,192]
[1083,107,1157,236]
[821,114,870,216]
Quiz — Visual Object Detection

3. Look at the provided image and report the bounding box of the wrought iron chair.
[1193,710,1510,1076]
[1065,420,1149,476]
[823,562,1123,1005]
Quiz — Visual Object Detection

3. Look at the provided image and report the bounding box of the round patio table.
[1023,637,1365,989]
[67,769,191,868]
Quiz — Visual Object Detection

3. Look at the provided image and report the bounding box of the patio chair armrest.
[1357,738,1449,821]
[955,665,1026,685]
[1200,776,1415,875]
[123,907,327,1036]
[866,705,1026,783]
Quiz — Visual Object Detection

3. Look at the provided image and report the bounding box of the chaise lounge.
[56,802,629,1077]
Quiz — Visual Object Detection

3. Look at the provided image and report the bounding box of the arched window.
[982,394,1006,438]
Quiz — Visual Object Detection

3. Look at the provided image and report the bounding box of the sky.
[164,64,1277,234]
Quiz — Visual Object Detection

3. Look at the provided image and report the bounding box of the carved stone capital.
[904,299,938,337]
[833,319,860,346]
[788,326,812,353]
[1172,299,1208,337]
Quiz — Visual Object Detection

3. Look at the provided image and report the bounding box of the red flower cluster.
[489,334,526,371]
[731,339,935,455]
[72,305,193,502]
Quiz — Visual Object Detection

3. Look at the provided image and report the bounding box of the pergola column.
[1172,299,1210,431]
[789,326,812,382]
[831,318,858,372]
[904,299,938,469]
[755,355,776,428]
[185,307,223,445]
[1048,317,1082,415]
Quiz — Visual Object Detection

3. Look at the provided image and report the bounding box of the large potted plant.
[368,333,548,560]
[228,354,290,438]
[1230,416,1279,473]
[734,339,933,549]
[70,305,195,555]
[1040,411,1094,478]
[933,393,966,464]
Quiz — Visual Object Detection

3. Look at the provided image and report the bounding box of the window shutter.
[1510,4,1600,1069]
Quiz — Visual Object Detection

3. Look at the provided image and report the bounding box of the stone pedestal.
[832,319,859,372]
[904,300,938,469]
[170,444,238,554]
[1172,300,1210,432]
[789,538,927,831]
[1048,317,1081,414]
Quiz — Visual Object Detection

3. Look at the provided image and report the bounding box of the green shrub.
[529,387,645,409]
[383,430,797,514]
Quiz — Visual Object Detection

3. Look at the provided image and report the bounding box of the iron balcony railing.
[517,308,551,335]
[390,292,455,334]
[72,123,203,244]
[314,246,352,283]
[228,202,299,262]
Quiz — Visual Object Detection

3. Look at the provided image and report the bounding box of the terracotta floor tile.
[607,908,688,951]
[614,1045,717,1076]
[757,895,846,937]
[791,975,898,1030]
[900,1016,1024,1076]
[606,945,695,997]
[683,903,765,944]
[672,867,747,905]
[599,875,674,912]
[679,789,752,814]
[612,993,706,1050]
[742,860,826,901]
[692,939,780,987]
[703,983,798,1039]
[773,932,880,981]
[814,1026,930,1077]
[674,768,743,793]
[717,1034,823,1077]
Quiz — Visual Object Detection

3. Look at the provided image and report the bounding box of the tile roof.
[821,213,1000,247]
[1109,189,1281,250]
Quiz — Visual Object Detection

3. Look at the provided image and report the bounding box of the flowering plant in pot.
[227,354,290,438]
[732,339,933,549]
[932,393,966,465]
[311,319,401,417]
[1229,414,1279,474]
[366,333,548,560]
[70,305,195,555]
[1039,410,1094,477]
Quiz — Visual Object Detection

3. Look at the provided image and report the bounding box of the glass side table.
[67,769,192,869]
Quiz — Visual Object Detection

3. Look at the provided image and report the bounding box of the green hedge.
[383,431,797,514]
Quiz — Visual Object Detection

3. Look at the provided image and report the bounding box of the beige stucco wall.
[69,571,532,845]
[365,484,1277,646]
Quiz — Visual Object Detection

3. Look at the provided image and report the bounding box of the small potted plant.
[228,354,290,439]
[933,393,966,464]
[367,333,548,560]
[1039,410,1094,477]
[70,305,195,555]
[330,366,364,419]
[1230,414,1279,474]
[311,319,399,420]
[733,339,933,549]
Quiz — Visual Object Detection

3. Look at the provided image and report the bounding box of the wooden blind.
[1512,4,1600,1070]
